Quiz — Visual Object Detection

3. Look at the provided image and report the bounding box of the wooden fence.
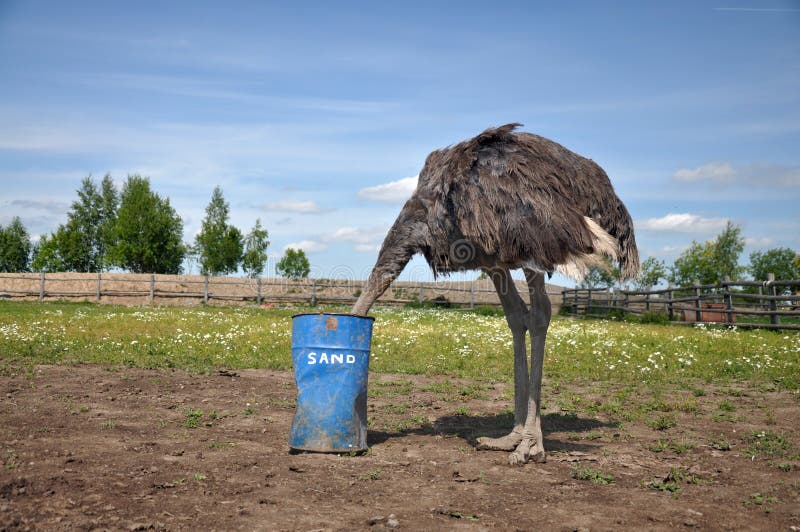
[561,277,800,330]
[0,272,564,312]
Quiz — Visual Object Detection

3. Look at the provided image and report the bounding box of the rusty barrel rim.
[292,312,375,321]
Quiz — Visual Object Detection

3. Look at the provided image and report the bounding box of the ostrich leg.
[476,268,530,451]
[508,268,552,465]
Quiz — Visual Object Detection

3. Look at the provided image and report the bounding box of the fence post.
[257,277,262,306]
[667,284,674,322]
[586,288,592,316]
[767,273,779,326]
[96,272,102,302]
[311,279,317,306]
[149,274,155,305]
[39,271,45,302]
[644,290,650,313]
[623,290,629,317]
[694,280,702,323]
[418,283,424,305]
[470,281,475,310]
[573,288,579,316]
[204,276,209,304]
[723,276,733,324]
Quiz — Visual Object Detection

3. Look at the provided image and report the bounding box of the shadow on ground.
[368,411,619,452]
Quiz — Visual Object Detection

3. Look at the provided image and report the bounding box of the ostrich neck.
[352,202,425,315]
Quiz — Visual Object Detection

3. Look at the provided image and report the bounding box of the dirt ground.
[1,364,799,531]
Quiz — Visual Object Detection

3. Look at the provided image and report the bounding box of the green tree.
[276,247,310,279]
[749,247,800,294]
[110,175,185,274]
[635,257,667,290]
[33,175,119,272]
[97,174,119,267]
[669,222,745,286]
[31,233,67,272]
[0,217,32,272]
[578,258,619,289]
[242,218,270,278]
[195,186,243,276]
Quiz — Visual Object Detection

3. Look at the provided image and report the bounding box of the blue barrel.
[289,313,374,452]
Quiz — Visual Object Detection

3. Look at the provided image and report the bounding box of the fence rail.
[561,278,800,330]
[0,272,564,312]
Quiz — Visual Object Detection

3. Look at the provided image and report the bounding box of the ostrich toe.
[476,432,523,451]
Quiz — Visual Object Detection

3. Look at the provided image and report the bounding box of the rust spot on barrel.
[326,317,338,330]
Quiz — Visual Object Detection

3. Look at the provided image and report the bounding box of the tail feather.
[555,216,639,282]
[616,218,640,280]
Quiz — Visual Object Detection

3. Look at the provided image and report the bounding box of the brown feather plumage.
[352,124,639,315]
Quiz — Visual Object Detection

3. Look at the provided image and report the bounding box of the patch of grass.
[712,411,737,423]
[182,409,204,429]
[747,430,792,458]
[648,439,695,454]
[718,400,736,412]
[710,434,732,451]
[644,399,673,412]
[3,449,19,470]
[383,403,409,415]
[458,383,490,399]
[744,492,778,507]
[646,414,677,431]
[1,301,798,387]
[571,465,614,485]
[100,420,116,429]
[363,468,382,481]
[410,414,430,428]
[646,467,701,494]
[637,311,671,325]
[675,398,700,414]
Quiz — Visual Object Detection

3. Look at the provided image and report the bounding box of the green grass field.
[1,300,798,390]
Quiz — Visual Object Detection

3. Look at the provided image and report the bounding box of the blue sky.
[1,1,798,284]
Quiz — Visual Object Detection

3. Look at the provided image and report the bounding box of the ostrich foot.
[475,431,523,451]
[508,438,546,466]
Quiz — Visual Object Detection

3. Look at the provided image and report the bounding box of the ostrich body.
[352,123,639,465]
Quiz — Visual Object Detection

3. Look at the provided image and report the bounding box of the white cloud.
[661,245,688,254]
[744,236,775,248]
[284,240,328,252]
[674,162,735,182]
[357,175,417,203]
[673,162,800,187]
[329,226,388,252]
[265,200,329,214]
[5,199,69,215]
[331,226,386,243]
[331,227,364,241]
[638,213,730,233]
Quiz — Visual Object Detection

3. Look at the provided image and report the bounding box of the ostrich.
[352,123,639,465]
